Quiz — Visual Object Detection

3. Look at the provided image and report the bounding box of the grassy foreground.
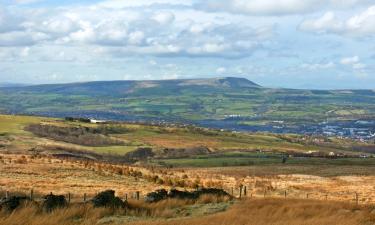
[1,198,373,225]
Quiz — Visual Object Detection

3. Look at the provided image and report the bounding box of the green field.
[1,114,375,169]
[153,155,375,168]
[1,78,375,129]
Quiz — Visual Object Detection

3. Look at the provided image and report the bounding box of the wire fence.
[0,189,143,204]
[222,186,368,205]
[0,187,370,206]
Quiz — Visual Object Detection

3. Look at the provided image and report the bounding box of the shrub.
[42,193,67,212]
[91,190,127,209]
[0,196,29,211]
[145,188,231,203]
[145,189,168,203]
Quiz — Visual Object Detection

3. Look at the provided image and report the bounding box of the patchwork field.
[1,114,374,157]
[2,114,375,224]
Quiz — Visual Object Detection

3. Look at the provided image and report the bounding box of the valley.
[1,78,375,140]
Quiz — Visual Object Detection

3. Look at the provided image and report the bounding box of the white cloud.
[299,12,342,33]
[197,0,374,16]
[97,0,192,9]
[340,56,367,73]
[352,63,366,69]
[301,62,335,70]
[299,5,375,36]
[216,67,227,74]
[0,31,50,46]
[0,6,24,33]
[128,31,145,45]
[0,1,272,58]
[345,5,375,35]
[152,12,175,25]
[12,0,42,4]
[20,47,30,57]
[340,56,359,65]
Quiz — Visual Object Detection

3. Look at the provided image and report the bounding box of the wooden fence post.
[83,193,87,203]
[68,193,71,204]
[231,187,234,196]
[355,192,359,205]
[125,193,128,201]
[239,186,243,199]
[244,186,247,196]
[136,191,140,200]
[306,193,309,199]
[30,189,34,201]
[284,190,287,199]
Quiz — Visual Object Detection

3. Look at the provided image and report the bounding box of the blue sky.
[0,0,374,89]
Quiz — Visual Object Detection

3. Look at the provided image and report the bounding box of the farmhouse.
[90,119,107,124]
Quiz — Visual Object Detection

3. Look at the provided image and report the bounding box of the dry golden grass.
[0,194,231,225]
[0,204,113,225]
[0,154,167,197]
[176,167,375,204]
[129,198,375,225]
[1,198,372,225]
[3,151,375,205]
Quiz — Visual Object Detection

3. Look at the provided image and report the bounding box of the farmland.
[2,114,375,224]
[1,78,375,139]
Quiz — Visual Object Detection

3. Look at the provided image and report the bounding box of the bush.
[144,188,231,203]
[42,193,67,212]
[0,196,29,211]
[25,124,124,146]
[145,189,168,203]
[91,190,127,209]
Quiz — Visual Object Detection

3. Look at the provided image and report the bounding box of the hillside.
[0,77,260,96]
[0,77,375,136]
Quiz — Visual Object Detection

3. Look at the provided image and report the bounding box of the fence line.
[0,188,370,205]
[223,186,370,205]
[0,189,144,204]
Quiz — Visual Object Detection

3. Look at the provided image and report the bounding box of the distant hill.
[2,77,260,97]
[0,82,28,88]
[0,77,375,134]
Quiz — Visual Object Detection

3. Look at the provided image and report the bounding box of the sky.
[0,0,374,89]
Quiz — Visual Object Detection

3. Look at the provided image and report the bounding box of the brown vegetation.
[0,198,373,225]
[25,124,124,146]
[130,198,375,225]
[0,192,230,225]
